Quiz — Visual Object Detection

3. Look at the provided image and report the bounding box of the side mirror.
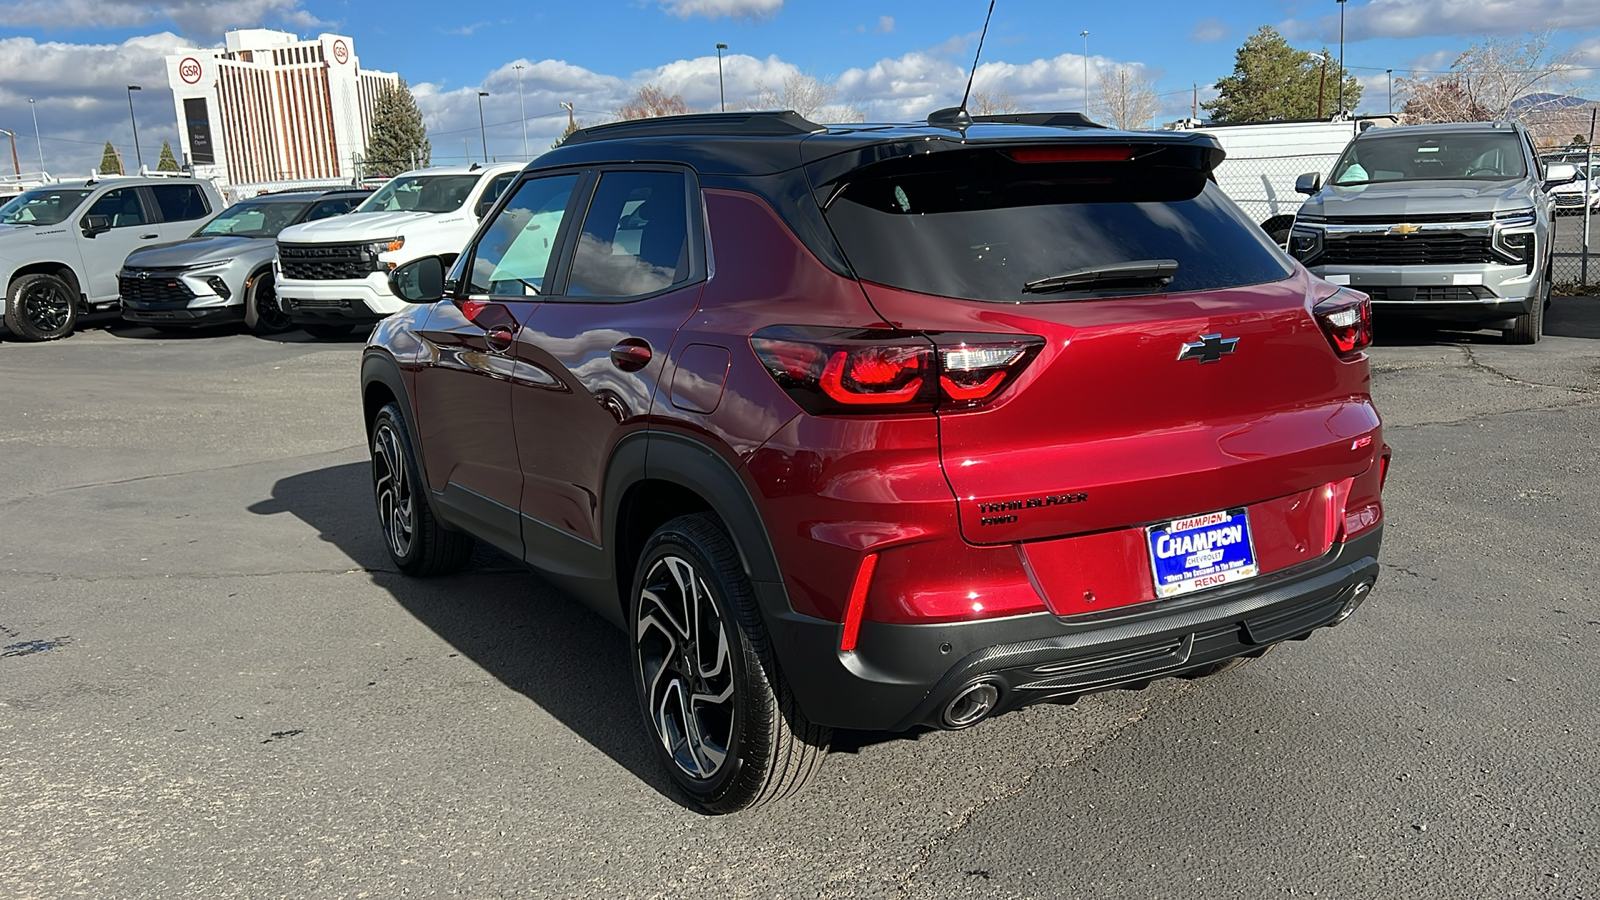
[474,196,496,220]
[82,214,111,238]
[389,256,445,304]
[1294,172,1323,195]
[1544,163,1579,186]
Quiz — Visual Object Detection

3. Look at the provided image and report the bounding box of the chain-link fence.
[1212,152,1342,240]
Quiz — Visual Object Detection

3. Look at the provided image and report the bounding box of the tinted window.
[565,171,690,299]
[0,188,92,226]
[468,174,580,296]
[305,197,362,221]
[87,188,148,228]
[151,183,211,221]
[825,153,1291,302]
[1331,132,1528,185]
[195,199,312,237]
[359,175,481,213]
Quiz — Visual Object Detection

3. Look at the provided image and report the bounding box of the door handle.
[610,339,652,372]
[139,233,160,239]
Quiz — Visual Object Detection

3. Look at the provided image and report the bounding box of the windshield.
[824,150,1291,302]
[1330,133,1528,185]
[0,188,94,226]
[195,198,314,238]
[357,175,480,214]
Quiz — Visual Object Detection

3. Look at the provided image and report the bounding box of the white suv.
[0,174,224,340]
[274,163,521,337]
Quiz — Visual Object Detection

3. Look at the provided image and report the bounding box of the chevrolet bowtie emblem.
[1178,334,1240,364]
[1390,223,1421,235]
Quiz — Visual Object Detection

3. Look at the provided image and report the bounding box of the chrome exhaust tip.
[942,681,1001,729]
[1332,580,1374,625]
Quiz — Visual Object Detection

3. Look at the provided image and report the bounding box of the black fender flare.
[360,349,431,490]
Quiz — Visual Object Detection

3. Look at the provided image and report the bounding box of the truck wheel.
[1503,276,1547,345]
[243,273,293,335]
[303,323,354,339]
[5,273,79,341]
[630,513,830,813]
[370,403,474,576]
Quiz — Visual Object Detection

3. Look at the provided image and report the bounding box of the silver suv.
[0,174,225,340]
[1288,121,1577,344]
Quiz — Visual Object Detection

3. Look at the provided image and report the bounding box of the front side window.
[358,175,481,213]
[1330,132,1529,186]
[86,188,148,228]
[468,174,581,296]
[195,199,313,237]
[0,188,92,226]
[150,183,211,222]
[565,170,690,299]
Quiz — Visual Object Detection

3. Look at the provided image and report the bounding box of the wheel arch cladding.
[606,432,787,625]
[10,263,82,299]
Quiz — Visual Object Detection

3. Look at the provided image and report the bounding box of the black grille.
[1319,233,1496,266]
[1554,194,1587,208]
[279,243,374,280]
[119,271,195,304]
[1365,285,1493,302]
[1319,212,1492,225]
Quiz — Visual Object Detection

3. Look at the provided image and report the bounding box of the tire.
[1180,644,1277,679]
[4,273,79,341]
[370,402,474,576]
[303,322,355,340]
[243,273,293,335]
[1267,226,1292,248]
[1503,272,1548,345]
[630,513,830,813]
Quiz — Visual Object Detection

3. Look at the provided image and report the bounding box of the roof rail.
[561,110,826,146]
[970,112,1105,129]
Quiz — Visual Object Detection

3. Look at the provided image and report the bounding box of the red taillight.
[1313,289,1372,357]
[1006,146,1134,163]
[750,327,1042,416]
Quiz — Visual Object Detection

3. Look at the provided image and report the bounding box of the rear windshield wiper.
[1022,259,1179,294]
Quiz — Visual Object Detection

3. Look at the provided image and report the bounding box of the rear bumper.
[769,526,1382,732]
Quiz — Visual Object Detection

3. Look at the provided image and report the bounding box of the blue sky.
[3,0,1599,174]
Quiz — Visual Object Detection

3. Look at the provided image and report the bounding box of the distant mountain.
[1513,92,1596,112]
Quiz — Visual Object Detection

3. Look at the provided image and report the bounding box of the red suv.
[362,111,1389,813]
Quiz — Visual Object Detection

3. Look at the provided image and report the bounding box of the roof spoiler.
[560,110,826,146]
[970,112,1106,129]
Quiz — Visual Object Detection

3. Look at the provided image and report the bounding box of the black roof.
[542,110,1226,178]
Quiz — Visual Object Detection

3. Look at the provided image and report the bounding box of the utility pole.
[1192,83,1198,120]
[560,101,575,135]
[476,91,490,162]
[716,43,728,112]
[1337,0,1348,115]
[0,129,19,176]
[1310,54,1329,119]
[1387,69,1393,114]
[513,63,528,159]
[1080,31,1091,113]
[126,85,144,170]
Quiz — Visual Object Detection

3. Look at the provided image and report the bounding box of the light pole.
[1336,0,1348,116]
[476,91,490,163]
[1080,31,1091,112]
[1387,69,1393,114]
[126,85,144,171]
[513,63,528,159]
[28,98,44,174]
[1309,53,1330,119]
[716,43,728,112]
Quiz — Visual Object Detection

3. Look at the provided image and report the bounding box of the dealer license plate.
[1147,508,1258,599]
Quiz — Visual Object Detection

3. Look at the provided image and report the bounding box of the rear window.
[823,150,1292,302]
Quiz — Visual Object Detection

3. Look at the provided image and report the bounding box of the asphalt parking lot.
[3,302,1598,899]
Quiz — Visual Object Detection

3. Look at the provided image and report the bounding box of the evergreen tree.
[99,141,122,175]
[363,79,431,177]
[1203,26,1362,124]
[156,140,180,172]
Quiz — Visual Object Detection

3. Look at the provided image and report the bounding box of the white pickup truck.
[274,163,521,337]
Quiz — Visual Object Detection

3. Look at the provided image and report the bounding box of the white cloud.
[0,0,324,39]
[1280,0,1600,43]
[875,16,895,34]
[655,0,783,21]
[1191,18,1229,43]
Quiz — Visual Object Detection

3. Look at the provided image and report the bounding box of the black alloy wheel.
[370,403,473,576]
[246,274,293,335]
[630,514,830,813]
[4,273,79,341]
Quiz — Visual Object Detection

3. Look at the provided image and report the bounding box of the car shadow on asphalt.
[1372,295,1599,345]
[248,460,687,808]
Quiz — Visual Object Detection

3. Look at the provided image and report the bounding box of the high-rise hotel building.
[165,29,399,186]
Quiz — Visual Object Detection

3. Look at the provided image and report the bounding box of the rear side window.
[824,150,1292,302]
[150,183,212,222]
[565,170,690,299]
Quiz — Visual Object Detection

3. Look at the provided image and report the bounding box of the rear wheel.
[303,322,355,340]
[243,273,293,335]
[370,403,474,576]
[630,513,830,813]
[5,273,79,341]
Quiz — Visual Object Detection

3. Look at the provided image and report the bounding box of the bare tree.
[1091,66,1161,130]
[1398,30,1581,125]
[617,83,691,120]
[749,72,865,122]
[969,88,1023,116]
